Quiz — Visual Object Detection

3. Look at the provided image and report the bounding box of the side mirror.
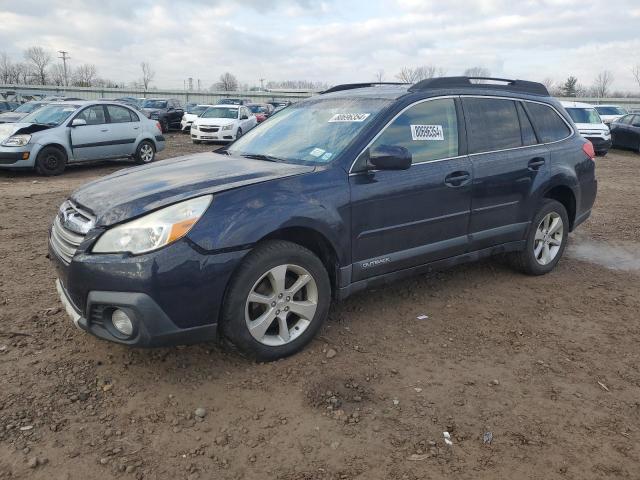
[240,114,248,120]
[70,118,87,127]
[368,145,412,170]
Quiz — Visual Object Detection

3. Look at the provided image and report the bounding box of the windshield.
[220,99,241,105]
[566,108,602,124]
[249,105,268,113]
[142,100,167,109]
[21,104,79,126]
[595,106,627,116]
[201,107,238,119]
[14,102,46,113]
[187,105,209,115]
[228,96,393,165]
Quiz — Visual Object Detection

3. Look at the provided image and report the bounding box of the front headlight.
[191,124,198,131]
[92,195,212,254]
[2,134,31,147]
[222,124,233,131]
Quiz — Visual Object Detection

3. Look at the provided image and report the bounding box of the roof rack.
[408,77,549,96]
[321,82,409,94]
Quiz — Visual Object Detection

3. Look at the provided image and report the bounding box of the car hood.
[195,118,235,126]
[70,152,315,226]
[0,122,53,141]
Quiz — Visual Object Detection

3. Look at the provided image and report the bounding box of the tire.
[510,199,569,275]
[192,140,201,144]
[134,140,155,165]
[220,240,331,361]
[35,146,67,176]
[235,128,242,140]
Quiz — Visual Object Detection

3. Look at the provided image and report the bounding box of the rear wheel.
[134,140,155,164]
[220,240,331,361]
[510,199,569,275]
[35,146,67,176]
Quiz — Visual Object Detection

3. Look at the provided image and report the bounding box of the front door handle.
[100,128,109,132]
[444,171,471,187]
[528,157,546,170]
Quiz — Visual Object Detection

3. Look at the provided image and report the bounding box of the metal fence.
[0,84,316,104]
[2,84,640,109]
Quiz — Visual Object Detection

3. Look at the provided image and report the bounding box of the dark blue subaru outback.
[50,77,597,361]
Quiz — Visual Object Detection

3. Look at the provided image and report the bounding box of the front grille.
[199,126,219,133]
[50,201,94,265]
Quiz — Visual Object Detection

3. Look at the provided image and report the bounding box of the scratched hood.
[70,152,315,226]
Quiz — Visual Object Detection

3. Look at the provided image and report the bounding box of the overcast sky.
[1,0,639,91]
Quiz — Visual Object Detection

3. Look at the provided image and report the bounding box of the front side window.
[364,98,459,166]
[566,108,602,124]
[526,103,572,143]
[77,106,106,125]
[463,98,522,153]
[21,104,80,126]
[228,96,394,165]
[107,105,135,123]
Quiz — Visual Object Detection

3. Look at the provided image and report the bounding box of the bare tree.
[140,62,155,90]
[542,77,554,90]
[463,66,491,78]
[395,65,445,84]
[592,70,614,98]
[0,52,12,84]
[396,67,420,83]
[73,64,97,87]
[375,69,385,82]
[632,65,640,89]
[24,46,52,84]
[49,63,67,86]
[215,72,239,91]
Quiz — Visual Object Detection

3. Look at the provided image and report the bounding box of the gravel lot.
[1,135,639,480]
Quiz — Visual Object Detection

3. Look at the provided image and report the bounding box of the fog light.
[22,152,30,160]
[111,309,133,336]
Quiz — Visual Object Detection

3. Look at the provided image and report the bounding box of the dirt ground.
[0,134,639,480]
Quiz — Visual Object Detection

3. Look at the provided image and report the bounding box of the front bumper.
[0,144,40,168]
[191,128,235,142]
[50,235,249,347]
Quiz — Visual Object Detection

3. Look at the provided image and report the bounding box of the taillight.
[582,141,595,160]
[156,121,162,132]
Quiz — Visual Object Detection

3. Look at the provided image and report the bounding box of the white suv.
[180,104,213,132]
[561,101,611,156]
[594,105,628,125]
[190,104,257,143]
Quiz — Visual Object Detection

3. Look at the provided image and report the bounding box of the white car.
[180,104,213,132]
[561,101,611,156]
[190,104,257,143]
[594,105,628,126]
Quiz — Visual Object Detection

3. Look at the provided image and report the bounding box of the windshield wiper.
[239,153,286,163]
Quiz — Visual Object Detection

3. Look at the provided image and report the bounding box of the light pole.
[58,50,70,86]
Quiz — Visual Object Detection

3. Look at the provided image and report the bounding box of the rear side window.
[462,98,522,153]
[516,102,537,146]
[107,105,135,123]
[525,103,571,143]
[367,98,459,165]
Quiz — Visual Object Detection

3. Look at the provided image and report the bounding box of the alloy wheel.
[140,143,154,163]
[245,264,318,346]
[533,212,563,265]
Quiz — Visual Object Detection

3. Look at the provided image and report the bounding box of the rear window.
[462,98,522,153]
[525,103,572,143]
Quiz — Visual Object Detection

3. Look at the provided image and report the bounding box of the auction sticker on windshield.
[410,124,444,141]
[328,113,371,122]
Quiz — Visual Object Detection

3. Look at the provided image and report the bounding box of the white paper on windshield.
[321,152,333,161]
[309,147,325,157]
[410,124,444,141]
[328,113,370,123]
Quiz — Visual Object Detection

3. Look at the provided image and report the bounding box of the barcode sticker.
[410,124,444,141]
[328,113,370,123]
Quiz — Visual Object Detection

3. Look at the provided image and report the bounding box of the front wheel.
[35,146,67,176]
[220,240,331,361]
[510,199,569,275]
[235,128,242,140]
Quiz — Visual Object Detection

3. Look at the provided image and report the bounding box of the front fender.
[188,166,351,265]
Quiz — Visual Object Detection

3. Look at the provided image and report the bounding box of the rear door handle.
[444,171,471,187]
[528,157,546,170]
